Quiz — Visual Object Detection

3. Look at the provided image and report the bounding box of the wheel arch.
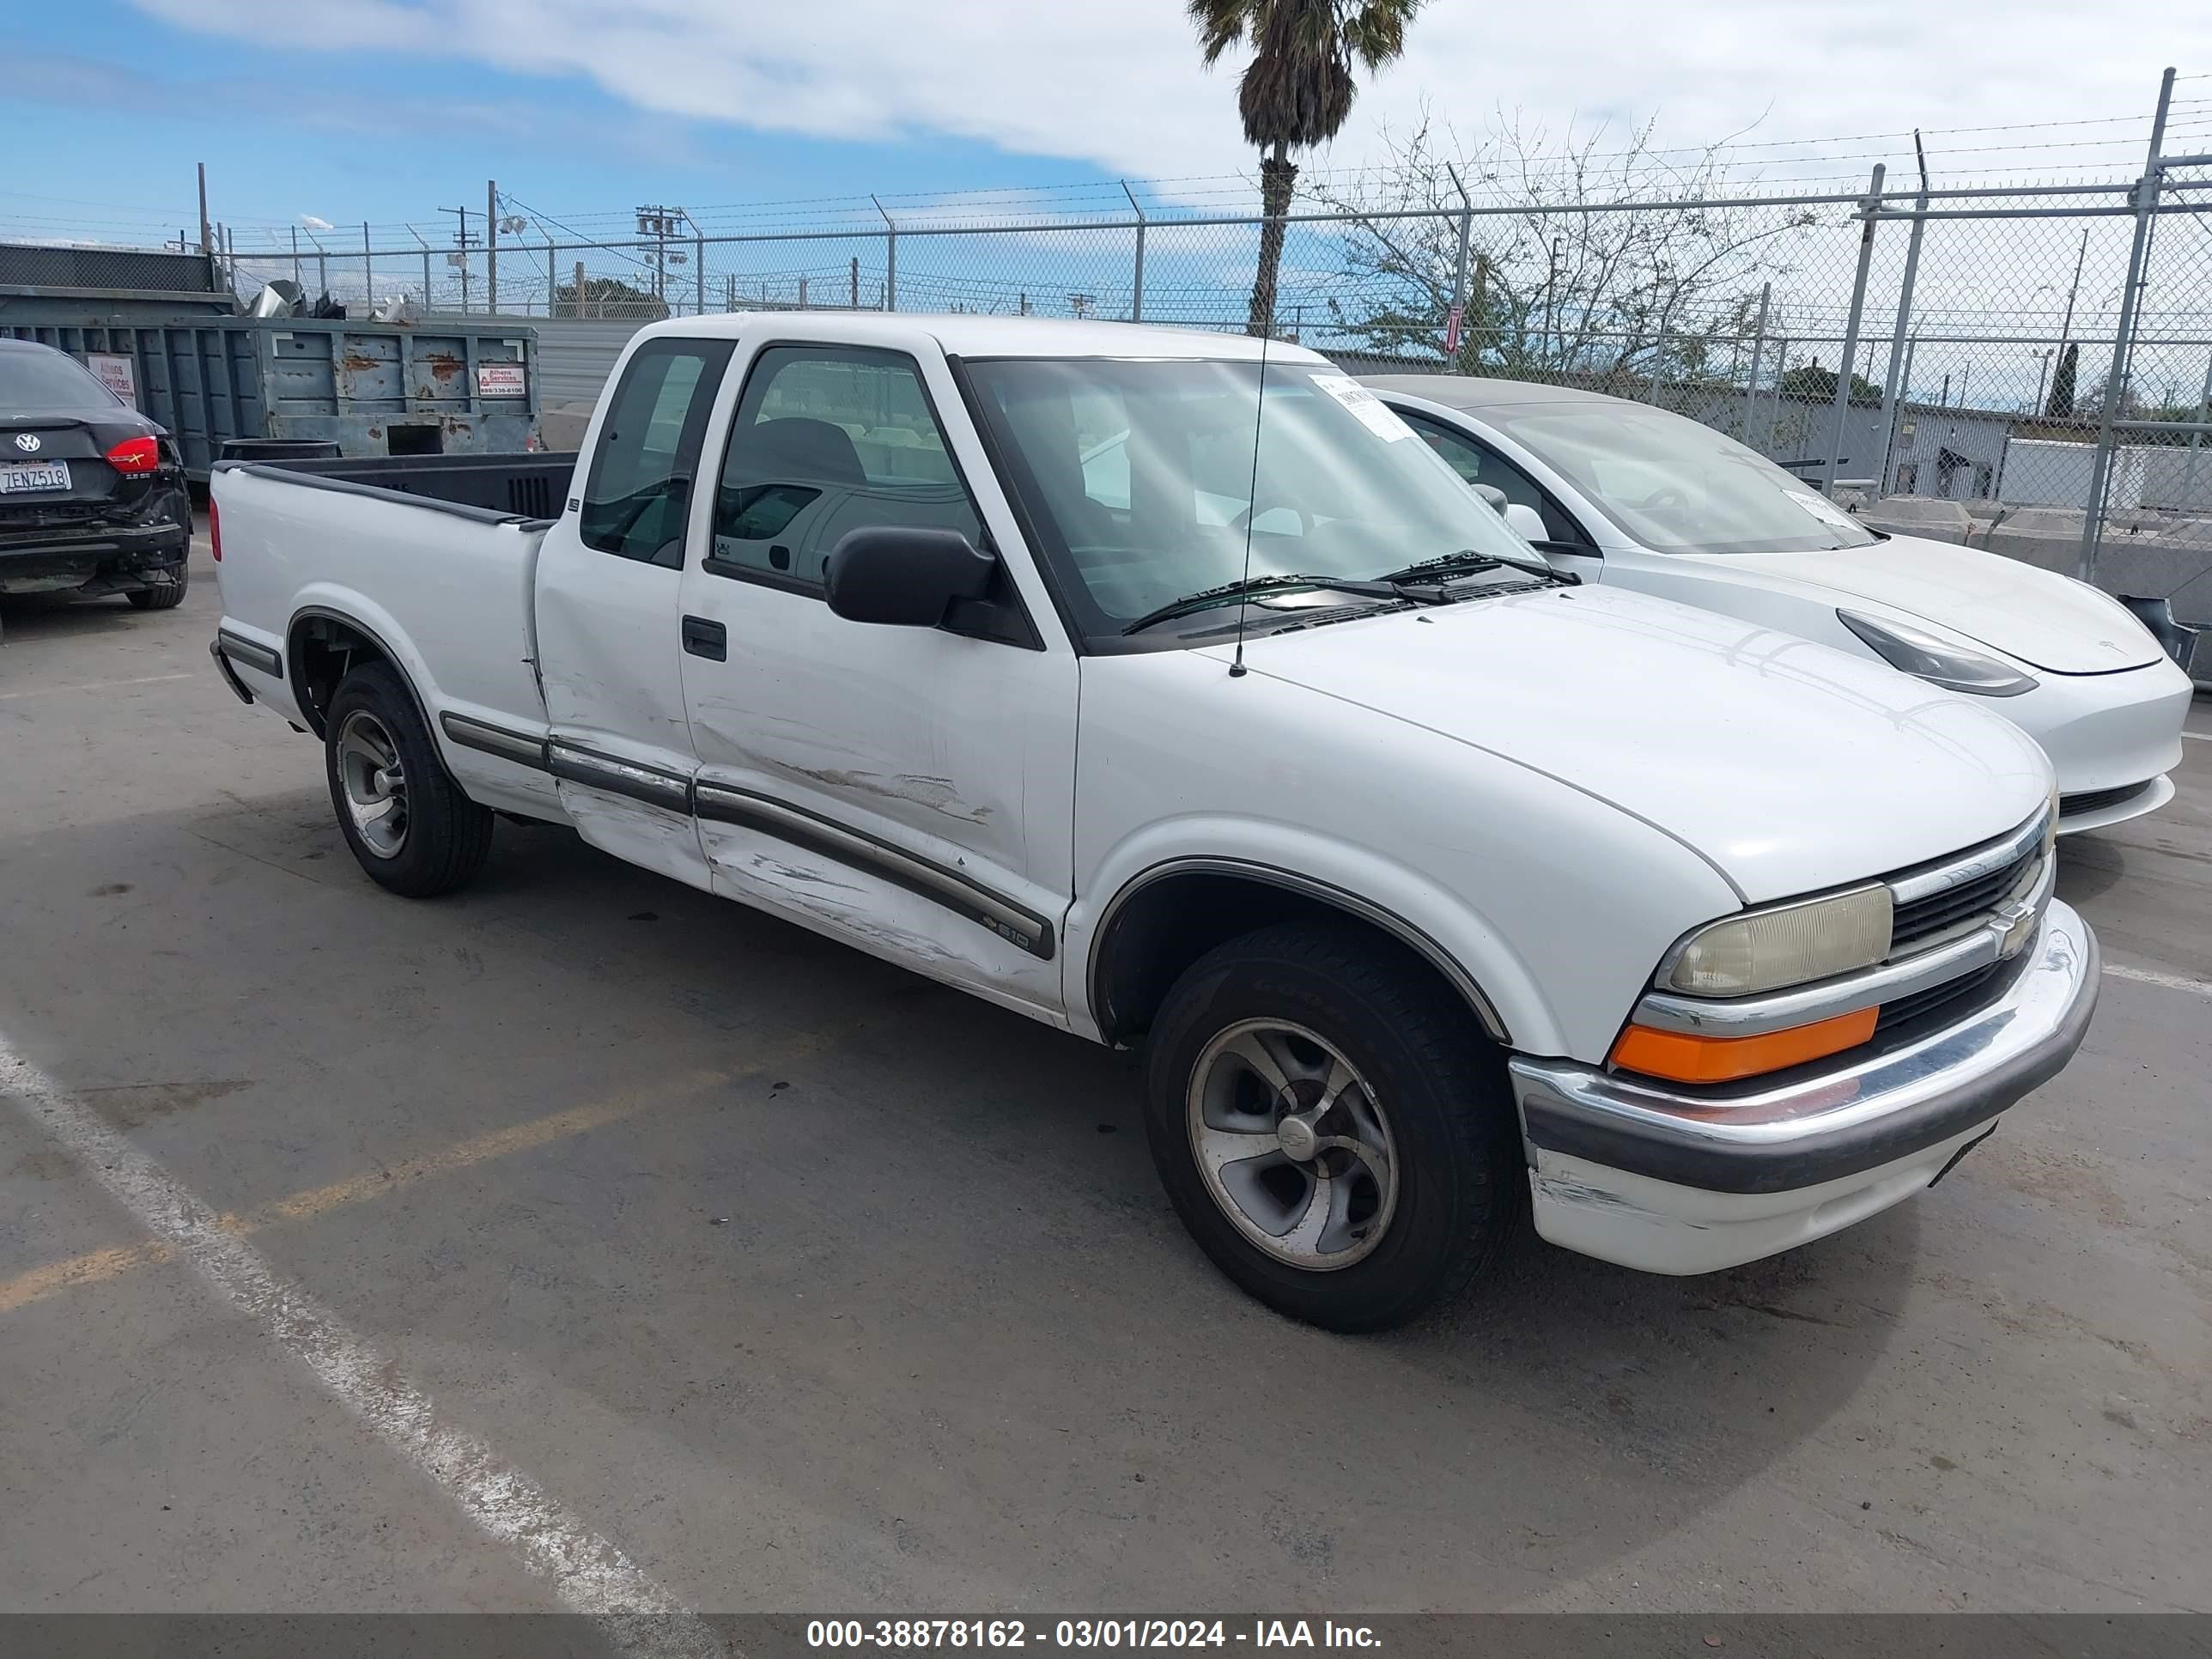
[1086,859,1512,1051]
[286,604,435,742]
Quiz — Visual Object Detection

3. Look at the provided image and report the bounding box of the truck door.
[672,339,1078,1019]
[533,334,733,890]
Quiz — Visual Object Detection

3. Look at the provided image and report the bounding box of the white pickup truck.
[211,315,2099,1331]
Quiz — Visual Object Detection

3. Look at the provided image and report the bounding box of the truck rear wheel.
[324,661,493,897]
[1143,921,1521,1332]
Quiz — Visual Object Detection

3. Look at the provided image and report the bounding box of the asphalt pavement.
[1,531,2206,1617]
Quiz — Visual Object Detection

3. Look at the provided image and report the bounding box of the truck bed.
[211,459,562,822]
[245,451,580,521]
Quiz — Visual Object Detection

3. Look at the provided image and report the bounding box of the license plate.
[0,460,70,494]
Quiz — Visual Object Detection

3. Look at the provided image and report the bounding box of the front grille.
[1889,844,2039,954]
[2059,780,2153,818]
[1874,957,2010,1035]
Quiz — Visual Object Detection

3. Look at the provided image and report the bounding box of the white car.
[210,316,2097,1330]
[1365,376,2196,835]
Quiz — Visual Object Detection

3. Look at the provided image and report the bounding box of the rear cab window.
[706,344,984,592]
[578,337,734,566]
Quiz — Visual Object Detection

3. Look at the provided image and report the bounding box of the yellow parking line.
[1,1034,829,1316]
[0,1240,177,1313]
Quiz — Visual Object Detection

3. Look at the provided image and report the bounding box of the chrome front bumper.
[1510,899,2100,1200]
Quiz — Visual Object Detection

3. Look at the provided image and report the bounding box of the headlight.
[1838,611,2039,697]
[1662,884,1893,997]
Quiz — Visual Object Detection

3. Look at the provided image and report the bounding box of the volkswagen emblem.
[12,433,40,453]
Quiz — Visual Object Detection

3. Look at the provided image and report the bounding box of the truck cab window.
[709,345,983,589]
[579,337,733,567]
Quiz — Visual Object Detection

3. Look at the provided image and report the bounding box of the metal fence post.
[2082,67,2176,580]
[546,238,556,317]
[873,196,896,312]
[410,227,431,308]
[1742,283,1771,440]
[696,233,706,316]
[1446,163,1473,364]
[363,222,374,311]
[291,226,301,290]
[1768,336,1791,452]
[1122,181,1146,323]
[1875,137,1929,496]
[1821,163,1885,497]
[2184,350,2212,511]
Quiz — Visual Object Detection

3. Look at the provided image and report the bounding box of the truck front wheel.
[324,662,493,897]
[1143,921,1522,1332]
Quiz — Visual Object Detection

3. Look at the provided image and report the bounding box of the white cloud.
[298,214,334,230]
[131,0,2212,189]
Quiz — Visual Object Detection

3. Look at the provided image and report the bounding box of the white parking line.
[2103,962,2212,999]
[0,1035,725,1655]
[0,672,197,702]
[2184,731,2210,744]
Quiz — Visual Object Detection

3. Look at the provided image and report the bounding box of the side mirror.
[1502,502,1548,544]
[824,526,998,627]
[1470,483,1509,514]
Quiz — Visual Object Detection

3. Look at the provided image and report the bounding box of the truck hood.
[1213,585,2052,905]
[1680,534,2164,674]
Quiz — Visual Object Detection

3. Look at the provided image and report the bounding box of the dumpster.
[1,317,541,480]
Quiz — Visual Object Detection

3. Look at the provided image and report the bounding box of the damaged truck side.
[210,314,2099,1331]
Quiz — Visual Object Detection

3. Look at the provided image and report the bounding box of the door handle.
[681,615,726,661]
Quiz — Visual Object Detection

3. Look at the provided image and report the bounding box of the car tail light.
[106,435,162,475]
[209,497,222,562]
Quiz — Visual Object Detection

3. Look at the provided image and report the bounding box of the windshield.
[0,347,122,414]
[1480,400,1881,556]
[966,357,1545,640]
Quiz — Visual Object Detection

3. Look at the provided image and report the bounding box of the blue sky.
[1,3,1121,252]
[4,0,2206,258]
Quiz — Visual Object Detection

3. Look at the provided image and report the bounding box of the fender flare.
[1085,855,1512,1047]
[286,603,438,742]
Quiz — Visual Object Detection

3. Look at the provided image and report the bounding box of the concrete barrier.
[1859,496,1974,544]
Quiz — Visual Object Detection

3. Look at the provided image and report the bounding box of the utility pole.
[634,206,686,309]
[487,179,499,314]
[2058,225,2089,356]
[196,161,210,258]
[440,204,478,311]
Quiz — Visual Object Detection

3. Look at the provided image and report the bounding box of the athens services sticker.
[475,362,527,398]
[1310,373,1414,441]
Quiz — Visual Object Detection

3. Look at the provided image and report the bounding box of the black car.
[0,337,193,617]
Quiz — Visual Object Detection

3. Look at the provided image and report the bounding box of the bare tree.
[1308,113,1818,388]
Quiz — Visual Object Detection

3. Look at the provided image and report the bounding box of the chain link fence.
[18,75,2211,615]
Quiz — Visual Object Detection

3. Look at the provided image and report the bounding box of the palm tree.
[1190,0,1423,336]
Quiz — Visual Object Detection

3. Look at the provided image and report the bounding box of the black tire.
[323,660,493,897]
[1143,921,1521,1332]
[125,556,189,610]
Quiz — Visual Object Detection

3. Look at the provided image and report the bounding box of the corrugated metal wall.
[431,313,643,410]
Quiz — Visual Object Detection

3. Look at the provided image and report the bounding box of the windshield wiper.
[1373,548,1560,585]
[1120,574,1408,635]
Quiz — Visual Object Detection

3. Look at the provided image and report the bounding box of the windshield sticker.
[1784,489,1862,531]
[1310,374,1415,441]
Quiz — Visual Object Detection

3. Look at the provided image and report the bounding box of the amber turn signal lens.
[1609,1006,1879,1085]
